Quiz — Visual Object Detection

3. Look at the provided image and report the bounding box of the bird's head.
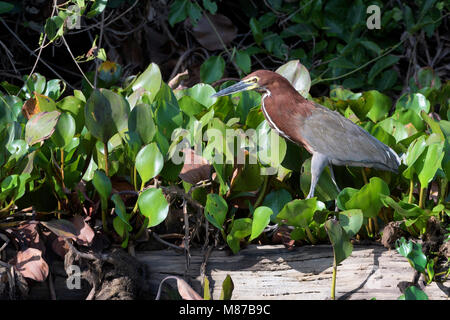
[211,70,286,97]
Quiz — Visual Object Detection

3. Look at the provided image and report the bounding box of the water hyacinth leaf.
[416,143,444,187]
[131,63,162,103]
[138,188,169,228]
[399,286,429,300]
[276,60,311,97]
[111,193,131,228]
[25,111,60,146]
[35,93,57,112]
[135,143,164,185]
[226,218,252,254]
[204,193,228,230]
[402,135,427,179]
[378,118,409,143]
[92,169,112,201]
[84,89,130,143]
[178,96,206,117]
[396,93,430,115]
[235,50,251,74]
[342,177,390,218]
[276,198,317,228]
[380,195,424,219]
[128,103,156,144]
[51,112,76,148]
[325,219,353,265]
[421,110,444,141]
[364,90,391,123]
[339,209,363,238]
[220,275,234,300]
[262,189,292,221]
[395,237,427,273]
[187,83,217,108]
[250,206,273,240]
[200,56,225,84]
[154,83,183,138]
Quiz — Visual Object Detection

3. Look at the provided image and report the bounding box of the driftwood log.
[137,244,449,300]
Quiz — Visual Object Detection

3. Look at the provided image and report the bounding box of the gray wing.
[301,105,400,172]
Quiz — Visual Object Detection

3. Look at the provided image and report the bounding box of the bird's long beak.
[211,80,257,98]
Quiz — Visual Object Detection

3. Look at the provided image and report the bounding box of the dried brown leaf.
[190,14,237,51]
[71,215,95,247]
[156,276,203,300]
[13,248,49,282]
[179,148,212,185]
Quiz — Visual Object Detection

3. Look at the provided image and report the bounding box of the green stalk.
[418,187,425,209]
[304,225,317,245]
[254,175,269,208]
[331,264,337,300]
[131,181,145,218]
[408,179,414,204]
[104,142,109,177]
[361,168,368,185]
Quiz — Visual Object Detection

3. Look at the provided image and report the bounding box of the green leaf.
[235,50,251,74]
[44,16,65,41]
[154,83,183,138]
[202,0,217,14]
[249,17,263,45]
[0,1,14,14]
[325,219,353,265]
[340,177,390,218]
[367,55,399,84]
[51,112,76,148]
[200,56,225,84]
[250,206,273,240]
[92,169,112,201]
[84,89,130,143]
[86,0,108,18]
[135,143,164,185]
[25,111,60,146]
[168,0,188,26]
[226,218,252,254]
[276,60,311,97]
[187,83,217,108]
[204,193,228,230]
[395,238,427,273]
[277,198,317,228]
[138,188,169,228]
[262,189,292,221]
[128,103,156,144]
[187,1,202,26]
[131,63,162,103]
[400,286,429,300]
[339,209,363,238]
[364,90,392,123]
[360,40,381,55]
[111,193,131,228]
[416,142,444,187]
[178,96,206,117]
[396,93,430,115]
[220,275,234,300]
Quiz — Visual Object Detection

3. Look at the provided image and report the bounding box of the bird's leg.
[306,153,328,199]
[328,164,341,212]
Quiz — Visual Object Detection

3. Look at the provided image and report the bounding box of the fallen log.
[137,244,449,300]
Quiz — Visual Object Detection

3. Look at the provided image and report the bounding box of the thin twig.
[151,231,185,252]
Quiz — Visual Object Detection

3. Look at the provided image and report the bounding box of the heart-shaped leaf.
[131,63,162,103]
[138,188,169,228]
[135,143,164,185]
[325,219,353,265]
[25,111,60,146]
[276,60,311,97]
[51,112,76,148]
[204,193,228,230]
[92,169,112,201]
[128,103,156,144]
[250,206,273,240]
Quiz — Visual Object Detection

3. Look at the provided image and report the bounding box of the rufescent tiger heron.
[212,70,401,199]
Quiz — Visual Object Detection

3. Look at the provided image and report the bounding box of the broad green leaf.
[235,50,251,74]
[25,111,60,146]
[178,96,206,117]
[187,83,217,108]
[395,237,427,273]
[202,0,217,14]
[220,275,234,300]
[86,0,107,18]
[276,198,317,228]
[416,143,444,187]
[138,188,169,228]
[400,286,429,300]
[262,188,292,221]
[111,193,131,228]
[204,193,228,230]
[367,55,399,84]
[250,206,273,240]
[226,218,252,254]
[84,89,130,143]
[396,93,430,115]
[276,60,311,97]
[249,17,263,45]
[168,0,188,26]
[378,118,409,143]
[0,1,14,14]
[51,112,76,148]
[325,219,353,265]
[44,16,65,41]
[135,143,164,185]
[128,103,156,144]
[339,209,363,238]
[200,56,225,84]
[92,169,112,201]
[364,90,391,123]
[342,177,390,218]
[154,83,183,138]
[131,63,162,103]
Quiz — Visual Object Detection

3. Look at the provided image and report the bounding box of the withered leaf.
[13,248,49,282]
[191,14,237,51]
[179,148,212,185]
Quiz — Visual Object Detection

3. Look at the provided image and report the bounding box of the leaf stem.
[331,264,337,300]
[408,179,414,204]
[104,142,109,177]
[419,186,425,209]
[304,225,317,244]
[254,175,269,208]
